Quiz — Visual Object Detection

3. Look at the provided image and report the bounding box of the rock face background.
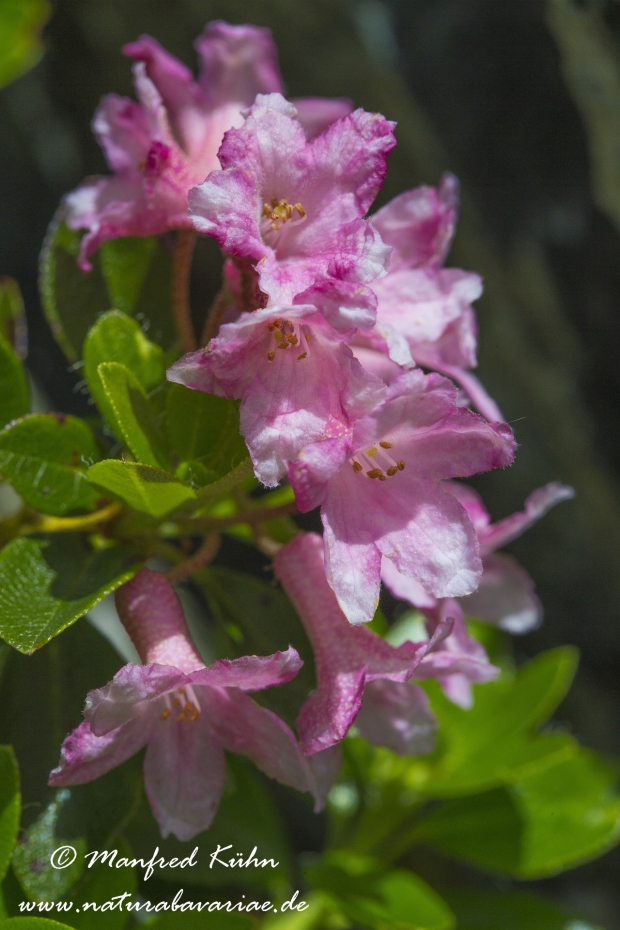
[1,0,619,923]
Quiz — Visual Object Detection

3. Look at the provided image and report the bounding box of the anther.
[277,340,289,349]
[159,708,171,721]
[297,352,307,361]
[286,334,298,345]
[267,350,275,361]
[379,441,393,449]
[352,461,363,473]
[367,468,384,479]
[386,466,398,477]
[173,698,182,708]
[397,460,405,471]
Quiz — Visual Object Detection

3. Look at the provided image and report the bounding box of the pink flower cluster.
[54,21,574,841]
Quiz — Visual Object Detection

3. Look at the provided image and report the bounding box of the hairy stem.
[172,228,197,354]
[200,286,229,346]
[165,534,220,584]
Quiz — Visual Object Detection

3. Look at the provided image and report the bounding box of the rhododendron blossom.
[289,369,517,625]
[188,93,395,316]
[168,304,385,486]
[49,569,317,840]
[66,23,352,270]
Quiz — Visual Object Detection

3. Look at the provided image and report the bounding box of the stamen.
[386,466,398,477]
[397,460,405,471]
[297,352,307,361]
[379,441,393,449]
[159,708,171,721]
[277,340,289,349]
[267,350,275,361]
[367,468,384,479]
[352,461,362,473]
[286,334,298,345]
[173,698,182,708]
[261,198,306,231]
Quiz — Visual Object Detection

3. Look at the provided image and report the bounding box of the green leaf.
[0,278,27,356]
[0,0,50,89]
[0,336,29,431]
[0,621,139,834]
[306,853,454,930]
[39,215,175,362]
[0,415,100,516]
[0,748,20,882]
[512,747,620,877]
[165,385,247,477]
[64,838,136,930]
[0,920,78,930]
[0,535,141,653]
[423,647,579,797]
[194,459,254,506]
[97,363,169,468]
[150,911,252,930]
[87,460,195,518]
[125,755,293,895]
[443,890,588,930]
[83,312,165,433]
[198,567,314,728]
[12,792,85,903]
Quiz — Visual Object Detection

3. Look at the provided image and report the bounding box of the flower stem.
[200,286,229,346]
[19,501,122,535]
[165,534,220,584]
[173,228,197,354]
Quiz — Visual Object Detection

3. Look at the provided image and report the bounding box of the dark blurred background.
[1,0,620,924]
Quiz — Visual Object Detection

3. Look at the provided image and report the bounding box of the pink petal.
[380,556,437,609]
[288,435,351,512]
[307,745,343,808]
[356,680,437,756]
[444,481,491,533]
[435,365,505,423]
[461,552,543,633]
[85,663,186,736]
[371,173,459,270]
[49,717,151,787]
[477,482,575,556]
[92,94,152,173]
[204,687,315,797]
[292,97,354,140]
[189,647,303,692]
[195,22,282,109]
[143,711,226,840]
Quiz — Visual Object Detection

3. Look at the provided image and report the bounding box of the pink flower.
[188,93,395,320]
[49,569,317,840]
[66,23,352,270]
[167,304,385,487]
[274,533,440,756]
[289,369,516,625]
[358,174,503,421]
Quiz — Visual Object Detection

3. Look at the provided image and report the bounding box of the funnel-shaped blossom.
[66,24,352,270]
[188,93,395,321]
[49,568,316,841]
[167,304,385,487]
[358,174,502,421]
[382,481,574,635]
[274,533,439,755]
[289,370,516,625]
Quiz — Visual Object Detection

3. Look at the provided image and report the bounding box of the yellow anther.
[277,340,289,349]
[379,441,393,449]
[397,460,405,471]
[173,698,182,708]
[267,350,275,361]
[286,334,298,345]
[367,468,384,479]
[262,198,306,230]
[159,708,171,721]
[297,352,307,361]
[352,461,363,473]
[386,466,398,477]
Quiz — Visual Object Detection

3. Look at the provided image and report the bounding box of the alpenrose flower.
[289,369,517,625]
[49,568,318,841]
[359,174,503,421]
[188,93,395,319]
[66,23,352,270]
[167,304,385,486]
[274,533,497,754]
[382,481,575,634]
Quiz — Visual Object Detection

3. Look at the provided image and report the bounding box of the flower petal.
[189,647,303,692]
[357,680,438,756]
[85,663,186,736]
[477,482,575,556]
[49,717,151,787]
[461,552,542,633]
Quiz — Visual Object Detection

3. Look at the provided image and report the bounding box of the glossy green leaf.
[83,312,165,434]
[306,853,454,930]
[0,415,99,515]
[39,215,175,362]
[194,458,254,506]
[12,792,85,903]
[165,385,247,477]
[87,460,196,518]
[198,567,314,728]
[0,0,50,89]
[98,363,169,468]
[0,535,141,653]
[0,748,20,882]
[150,910,252,930]
[0,336,29,431]
[0,278,26,352]
[126,755,292,894]
[444,890,586,930]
